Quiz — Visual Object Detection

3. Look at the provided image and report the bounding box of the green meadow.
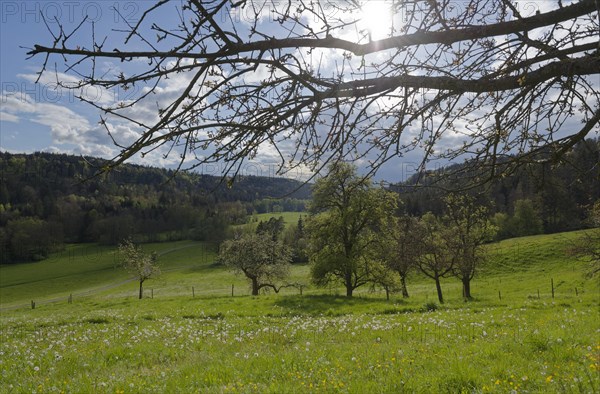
[0,229,598,393]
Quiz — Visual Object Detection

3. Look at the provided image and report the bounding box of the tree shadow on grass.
[273,294,392,316]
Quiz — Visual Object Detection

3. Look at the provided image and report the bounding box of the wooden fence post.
[551,278,555,299]
[31,300,35,309]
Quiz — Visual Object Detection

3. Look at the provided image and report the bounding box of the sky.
[0,0,440,183]
[0,1,595,184]
[0,2,173,160]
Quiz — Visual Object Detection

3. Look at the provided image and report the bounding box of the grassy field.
[240,211,305,233]
[0,229,598,393]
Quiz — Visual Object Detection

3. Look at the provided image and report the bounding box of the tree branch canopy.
[28,0,600,181]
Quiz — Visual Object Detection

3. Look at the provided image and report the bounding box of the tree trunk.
[251,278,259,296]
[435,276,444,304]
[385,286,390,301]
[462,277,472,300]
[400,275,409,298]
[346,285,353,297]
[138,279,144,300]
[345,270,353,297]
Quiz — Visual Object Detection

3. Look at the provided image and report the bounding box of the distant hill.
[0,151,310,263]
[391,137,599,237]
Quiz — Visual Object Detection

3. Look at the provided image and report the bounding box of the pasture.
[0,230,598,393]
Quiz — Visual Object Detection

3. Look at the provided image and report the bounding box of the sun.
[359,1,394,40]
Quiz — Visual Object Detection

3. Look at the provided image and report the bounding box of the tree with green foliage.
[256,216,285,241]
[307,163,397,297]
[510,199,544,237]
[118,239,160,299]
[443,194,496,300]
[219,233,291,295]
[569,201,600,277]
[283,216,308,263]
[378,215,425,298]
[2,217,63,263]
[415,213,455,304]
[368,260,401,301]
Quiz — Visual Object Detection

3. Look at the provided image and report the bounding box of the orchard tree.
[569,201,600,277]
[378,214,426,298]
[443,194,496,300]
[308,162,397,297]
[368,260,401,301]
[118,239,160,299]
[27,0,599,182]
[415,213,455,304]
[219,232,291,295]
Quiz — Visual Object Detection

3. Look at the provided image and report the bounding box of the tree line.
[0,152,309,264]
[220,159,598,302]
[395,138,600,238]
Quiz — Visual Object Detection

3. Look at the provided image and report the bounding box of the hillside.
[1,231,597,393]
[0,152,310,263]
[392,137,599,236]
[1,230,596,309]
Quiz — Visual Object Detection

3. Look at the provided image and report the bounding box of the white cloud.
[0,112,19,123]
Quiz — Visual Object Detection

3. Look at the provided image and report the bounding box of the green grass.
[245,211,304,228]
[0,241,215,306]
[1,229,599,393]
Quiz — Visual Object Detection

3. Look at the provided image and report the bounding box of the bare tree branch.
[27,0,600,182]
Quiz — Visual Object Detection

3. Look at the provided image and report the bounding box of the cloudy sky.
[1,1,595,183]
[1,2,172,159]
[0,1,436,182]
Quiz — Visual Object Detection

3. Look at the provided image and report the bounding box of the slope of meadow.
[0,230,598,393]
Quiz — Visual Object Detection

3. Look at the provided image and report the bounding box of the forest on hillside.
[0,152,310,263]
[394,138,599,239]
[1,138,598,264]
